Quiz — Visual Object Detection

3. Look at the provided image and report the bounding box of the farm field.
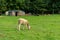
[0,15,60,40]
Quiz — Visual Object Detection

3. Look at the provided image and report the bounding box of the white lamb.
[17,18,30,31]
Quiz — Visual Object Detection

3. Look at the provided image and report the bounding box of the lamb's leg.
[17,20,21,31]
[17,21,21,31]
[18,24,21,31]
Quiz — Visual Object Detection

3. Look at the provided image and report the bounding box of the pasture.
[0,15,60,40]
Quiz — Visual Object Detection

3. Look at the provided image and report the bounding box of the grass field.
[0,15,60,40]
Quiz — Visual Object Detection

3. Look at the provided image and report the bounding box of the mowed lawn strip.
[0,15,60,40]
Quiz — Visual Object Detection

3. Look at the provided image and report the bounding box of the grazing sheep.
[17,18,30,31]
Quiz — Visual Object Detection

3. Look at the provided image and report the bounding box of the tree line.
[0,0,60,15]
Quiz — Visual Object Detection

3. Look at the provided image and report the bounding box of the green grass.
[0,15,60,40]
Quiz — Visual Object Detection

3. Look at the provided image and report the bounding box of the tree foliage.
[0,0,60,14]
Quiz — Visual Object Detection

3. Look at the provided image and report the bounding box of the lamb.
[17,18,30,31]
